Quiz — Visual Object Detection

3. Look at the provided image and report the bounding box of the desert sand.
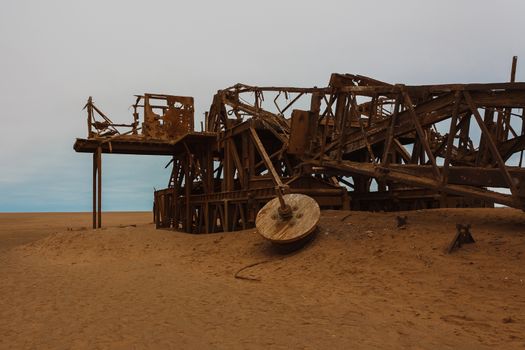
[0,209,524,349]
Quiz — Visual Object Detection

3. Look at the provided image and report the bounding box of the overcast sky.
[1,0,524,212]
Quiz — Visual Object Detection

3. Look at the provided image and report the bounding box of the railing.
[83,93,195,141]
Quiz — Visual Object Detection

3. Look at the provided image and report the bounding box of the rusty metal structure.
[74,57,525,233]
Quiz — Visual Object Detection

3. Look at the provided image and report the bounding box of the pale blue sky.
[1,0,524,212]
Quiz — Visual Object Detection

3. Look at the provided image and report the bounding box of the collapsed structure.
[74,58,525,233]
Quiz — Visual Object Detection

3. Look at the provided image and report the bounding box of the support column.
[92,150,97,229]
[92,146,102,229]
[223,200,230,232]
[184,155,191,232]
[97,146,102,228]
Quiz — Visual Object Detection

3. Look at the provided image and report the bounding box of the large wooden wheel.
[255,194,320,244]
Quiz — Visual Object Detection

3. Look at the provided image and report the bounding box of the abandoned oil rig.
[74,58,525,233]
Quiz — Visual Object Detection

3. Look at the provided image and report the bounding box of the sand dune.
[0,209,524,349]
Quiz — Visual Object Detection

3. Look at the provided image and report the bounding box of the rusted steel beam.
[314,160,517,208]
[249,127,284,188]
[463,91,519,197]
[402,89,440,180]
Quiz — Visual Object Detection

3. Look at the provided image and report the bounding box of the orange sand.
[0,209,524,349]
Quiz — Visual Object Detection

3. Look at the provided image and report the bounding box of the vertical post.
[92,149,97,229]
[228,138,244,185]
[224,140,234,191]
[248,132,255,177]
[184,155,191,232]
[520,108,525,168]
[173,162,180,229]
[309,92,322,154]
[337,96,350,162]
[154,192,160,228]
[334,92,347,162]
[241,133,249,183]
[510,56,524,167]
[501,56,518,142]
[369,94,377,127]
[206,147,214,193]
[153,197,157,228]
[510,56,518,83]
[333,92,347,137]
[319,94,334,165]
[204,202,210,234]
[170,155,177,229]
[97,146,102,228]
[203,147,212,234]
[224,200,230,232]
[87,97,93,138]
[442,91,461,185]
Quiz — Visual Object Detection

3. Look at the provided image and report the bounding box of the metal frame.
[75,58,525,232]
